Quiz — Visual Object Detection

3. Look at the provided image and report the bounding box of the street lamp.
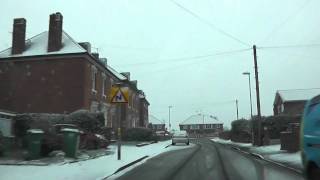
[168,106,173,131]
[242,72,253,119]
[243,72,254,144]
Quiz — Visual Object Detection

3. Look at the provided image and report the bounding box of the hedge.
[122,128,158,141]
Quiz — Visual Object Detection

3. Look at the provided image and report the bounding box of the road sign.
[110,86,129,103]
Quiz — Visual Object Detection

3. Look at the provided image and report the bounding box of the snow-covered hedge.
[122,128,158,141]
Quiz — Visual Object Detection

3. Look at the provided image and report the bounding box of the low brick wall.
[280,124,300,152]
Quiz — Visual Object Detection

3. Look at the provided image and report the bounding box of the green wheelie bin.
[27,129,44,160]
[61,128,80,158]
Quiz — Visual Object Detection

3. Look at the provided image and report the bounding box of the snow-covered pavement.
[0,140,191,180]
[211,138,303,170]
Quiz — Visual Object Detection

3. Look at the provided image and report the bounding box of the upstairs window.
[205,124,212,129]
[101,74,106,98]
[91,66,97,94]
[190,124,199,129]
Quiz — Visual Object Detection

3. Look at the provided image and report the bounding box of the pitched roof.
[106,65,127,81]
[274,88,320,104]
[149,115,164,124]
[0,31,86,59]
[180,113,223,125]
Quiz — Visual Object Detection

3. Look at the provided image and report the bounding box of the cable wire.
[258,43,320,50]
[170,0,251,47]
[260,0,312,44]
[115,48,251,67]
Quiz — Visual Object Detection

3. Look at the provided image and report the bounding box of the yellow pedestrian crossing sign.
[110,86,129,103]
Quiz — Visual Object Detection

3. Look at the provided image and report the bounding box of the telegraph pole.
[236,99,239,120]
[253,45,262,146]
[168,106,173,131]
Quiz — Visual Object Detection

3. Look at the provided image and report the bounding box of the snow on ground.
[250,144,283,154]
[268,152,303,168]
[0,140,192,180]
[211,137,252,147]
[211,138,302,169]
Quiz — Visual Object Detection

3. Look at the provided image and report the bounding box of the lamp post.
[243,72,254,144]
[168,106,173,131]
[242,72,253,119]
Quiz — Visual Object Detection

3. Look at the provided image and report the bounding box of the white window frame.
[190,124,200,129]
[132,94,135,109]
[204,124,212,129]
[91,66,97,94]
[101,73,106,99]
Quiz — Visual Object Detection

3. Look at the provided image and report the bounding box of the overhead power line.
[115,48,251,67]
[258,43,320,50]
[170,0,250,47]
[260,0,312,44]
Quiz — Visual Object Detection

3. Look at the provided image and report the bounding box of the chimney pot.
[79,42,91,53]
[92,53,99,59]
[11,18,26,55]
[48,12,63,52]
[120,72,130,80]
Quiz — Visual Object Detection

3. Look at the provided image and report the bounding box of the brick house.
[149,115,165,131]
[273,88,320,116]
[179,113,223,137]
[0,12,149,130]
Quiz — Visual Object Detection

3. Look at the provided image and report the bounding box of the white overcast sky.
[1,0,320,128]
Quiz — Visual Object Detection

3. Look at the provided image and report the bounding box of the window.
[101,73,106,98]
[204,124,212,129]
[190,124,200,129]
[132,94,135,109]
[91,66,97,93]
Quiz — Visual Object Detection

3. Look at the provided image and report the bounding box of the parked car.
[172,131,189,145]
[301,95,320,180]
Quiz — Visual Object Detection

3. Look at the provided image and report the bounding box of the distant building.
[179,113,223,137]
[273,89,320,116]
[0,13,149,130]
[148,115,165,131]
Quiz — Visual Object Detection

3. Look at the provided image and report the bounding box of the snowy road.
[112,139,305,180]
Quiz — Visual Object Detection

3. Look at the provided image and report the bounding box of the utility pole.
[236,99,239,120]
[168,106,173,131]
[253,45,262,146]
[202,113,205,137]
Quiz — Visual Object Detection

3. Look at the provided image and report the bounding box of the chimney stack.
[92,53,99,60]
[120,72,130,80]
[79,42,91,53]
[48,12,63,52]
[11,18,26,55]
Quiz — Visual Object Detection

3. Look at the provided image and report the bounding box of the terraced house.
[0,12,149,130]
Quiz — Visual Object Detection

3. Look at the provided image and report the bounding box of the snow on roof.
[106,65,127,81]
[149,115,164,124]
[0,31,86,59]
[276,88,320,103]
[180,114,223,125]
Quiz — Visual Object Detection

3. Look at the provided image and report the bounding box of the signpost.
[109,85,129,160]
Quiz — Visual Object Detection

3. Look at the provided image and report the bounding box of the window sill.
[92,89,97,95]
